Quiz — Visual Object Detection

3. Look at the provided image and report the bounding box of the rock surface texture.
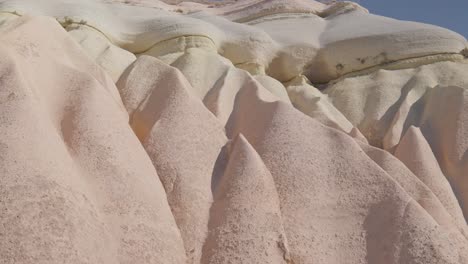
[0,0,467,263]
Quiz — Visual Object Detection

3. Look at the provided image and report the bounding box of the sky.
[356,0,468,38]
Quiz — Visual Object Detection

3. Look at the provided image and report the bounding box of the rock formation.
[0,0,467,263]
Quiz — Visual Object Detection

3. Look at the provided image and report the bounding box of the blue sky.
[357,0,468,38]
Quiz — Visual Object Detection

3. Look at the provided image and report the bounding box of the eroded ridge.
[0,1,467,263]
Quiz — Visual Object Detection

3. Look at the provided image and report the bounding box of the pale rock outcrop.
[310,10,466,83]
[169,48,231,99]
[67,25,136,82]
[202,134,290,264]
[324,61,468,148]
[1,0,465,83]
[0,0,467,263]
[116,55,228,263]
[0,15,186,264]
[419,86,468,219]
[168,48,287,126]
[285,75,353,132]
[226,83,468,263]
[253,75,291,103]
[395,126,466,226]
[357,142,468,248]
[398,200,467,264]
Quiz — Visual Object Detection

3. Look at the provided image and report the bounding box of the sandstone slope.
[0,0,467,263]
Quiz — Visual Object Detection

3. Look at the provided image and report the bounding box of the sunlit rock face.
[0,0,467,263]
